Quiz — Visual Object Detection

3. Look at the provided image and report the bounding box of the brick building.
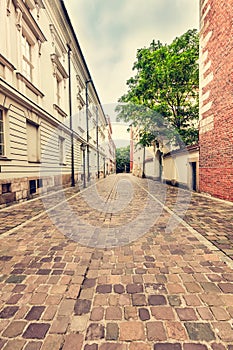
[199,0,233,201]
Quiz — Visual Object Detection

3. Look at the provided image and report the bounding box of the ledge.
[53,104,67,118]
[50,54,68,79]
[16,72,44,97]
[0,54,16,71]
[77,93,85,107]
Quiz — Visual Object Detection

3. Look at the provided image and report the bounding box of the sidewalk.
[0,174,232,350]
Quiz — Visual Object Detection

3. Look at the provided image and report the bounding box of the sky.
[64,1,199,146]
[64,0,199,108]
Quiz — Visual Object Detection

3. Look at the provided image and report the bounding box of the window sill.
[28,161,41,164]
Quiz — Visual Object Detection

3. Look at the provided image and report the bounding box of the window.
[0,110,4,156]
[37,179,43,188]
[29,179,36,194]
[50,52,68,111]
[2,183,11,194]
[22,34,33,81]
[27,120,40,162]
[59,136,66,165]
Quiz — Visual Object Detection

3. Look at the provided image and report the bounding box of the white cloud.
[64,0,199,104]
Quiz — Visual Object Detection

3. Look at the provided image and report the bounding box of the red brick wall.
[199,0,233,201]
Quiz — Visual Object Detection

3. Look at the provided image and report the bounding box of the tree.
[116,29,199,148]
[116,146,130,173]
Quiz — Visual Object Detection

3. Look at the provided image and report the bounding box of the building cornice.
[50,53,68,79]
[50,24,67,56]
[12,0,46,42]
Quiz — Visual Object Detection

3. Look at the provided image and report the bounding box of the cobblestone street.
[0,174,233,350]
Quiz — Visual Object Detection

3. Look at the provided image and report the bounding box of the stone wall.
[0,173,78,207]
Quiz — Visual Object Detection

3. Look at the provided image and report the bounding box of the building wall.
[130,124,199,191]
[105,118,116,175]
[0,0,108,206]
[163,147,199,191]
[199,0,233,201]
[132,143,161,180]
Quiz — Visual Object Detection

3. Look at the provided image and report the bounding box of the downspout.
[67,44,75,187]
[86,80,92,182]
[96,105,100,178]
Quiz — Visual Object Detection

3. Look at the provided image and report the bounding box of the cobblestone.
[184,322,216,341]
[106,322,119,340]
[0,174,233,349]
[22,323,50,339]
[119,321,145,341]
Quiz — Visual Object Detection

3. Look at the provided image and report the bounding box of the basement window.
[2,183,11,194]
[37,178,43,188]
[29,179,36,194]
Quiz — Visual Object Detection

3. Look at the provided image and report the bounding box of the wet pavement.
[0,174,233,350]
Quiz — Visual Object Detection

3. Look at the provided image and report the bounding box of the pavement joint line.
[0,179,105,238]
[136,179,233,269]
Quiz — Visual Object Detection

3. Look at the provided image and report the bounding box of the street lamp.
[80,143,86,188]
[85,79,92,182]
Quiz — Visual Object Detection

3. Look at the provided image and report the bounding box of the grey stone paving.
[0,174,232,350]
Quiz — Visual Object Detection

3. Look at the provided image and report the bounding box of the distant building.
[163,145,199,191]
[130,123,199,190]
[0,0,110,206]
[199,0,233,201]
[130,126,162,181]
[129,126,133,172]
[105,116,116,175]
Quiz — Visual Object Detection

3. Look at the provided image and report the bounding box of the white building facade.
[131,126,199,191]
[0,0,109,205]
[105,117,116,175]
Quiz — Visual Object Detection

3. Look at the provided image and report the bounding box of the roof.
[163,144,199,158]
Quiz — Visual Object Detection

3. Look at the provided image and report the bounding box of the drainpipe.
[86,80,92,182]
[96,106,100,179]
[67,44,75,187]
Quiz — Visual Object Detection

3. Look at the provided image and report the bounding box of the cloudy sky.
[64,0,199,109]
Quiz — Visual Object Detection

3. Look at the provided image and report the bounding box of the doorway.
[190,162,197,191]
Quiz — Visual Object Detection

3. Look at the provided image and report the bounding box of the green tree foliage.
[116,29,199,148]
[116,146,130,173]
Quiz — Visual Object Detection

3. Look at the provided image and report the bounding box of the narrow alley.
[0,174,233,350]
